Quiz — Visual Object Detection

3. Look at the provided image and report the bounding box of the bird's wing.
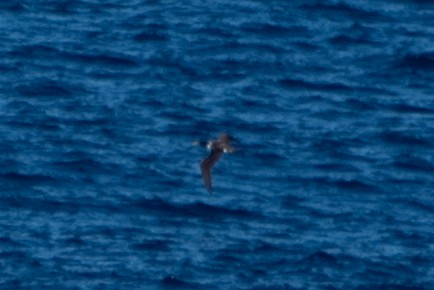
[200,149,223,194]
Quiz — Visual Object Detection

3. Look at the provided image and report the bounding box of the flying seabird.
[194,133,234,194]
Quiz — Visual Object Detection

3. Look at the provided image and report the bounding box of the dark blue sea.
[1,0,434,289]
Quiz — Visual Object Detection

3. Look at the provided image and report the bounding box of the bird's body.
[196,133,234,194]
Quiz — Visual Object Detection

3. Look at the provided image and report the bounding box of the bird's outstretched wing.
[200,149,223,194]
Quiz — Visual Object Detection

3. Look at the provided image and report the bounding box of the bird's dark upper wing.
[200,149,223,194]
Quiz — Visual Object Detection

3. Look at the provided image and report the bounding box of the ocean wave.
[399,52,434,71]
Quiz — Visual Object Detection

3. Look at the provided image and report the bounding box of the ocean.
[1,0,434,289]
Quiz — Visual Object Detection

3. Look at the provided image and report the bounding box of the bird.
[193,133,234,194]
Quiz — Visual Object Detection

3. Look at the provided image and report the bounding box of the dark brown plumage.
[199,133,233,194]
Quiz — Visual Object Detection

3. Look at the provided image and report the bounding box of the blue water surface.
[1,0,434,289]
